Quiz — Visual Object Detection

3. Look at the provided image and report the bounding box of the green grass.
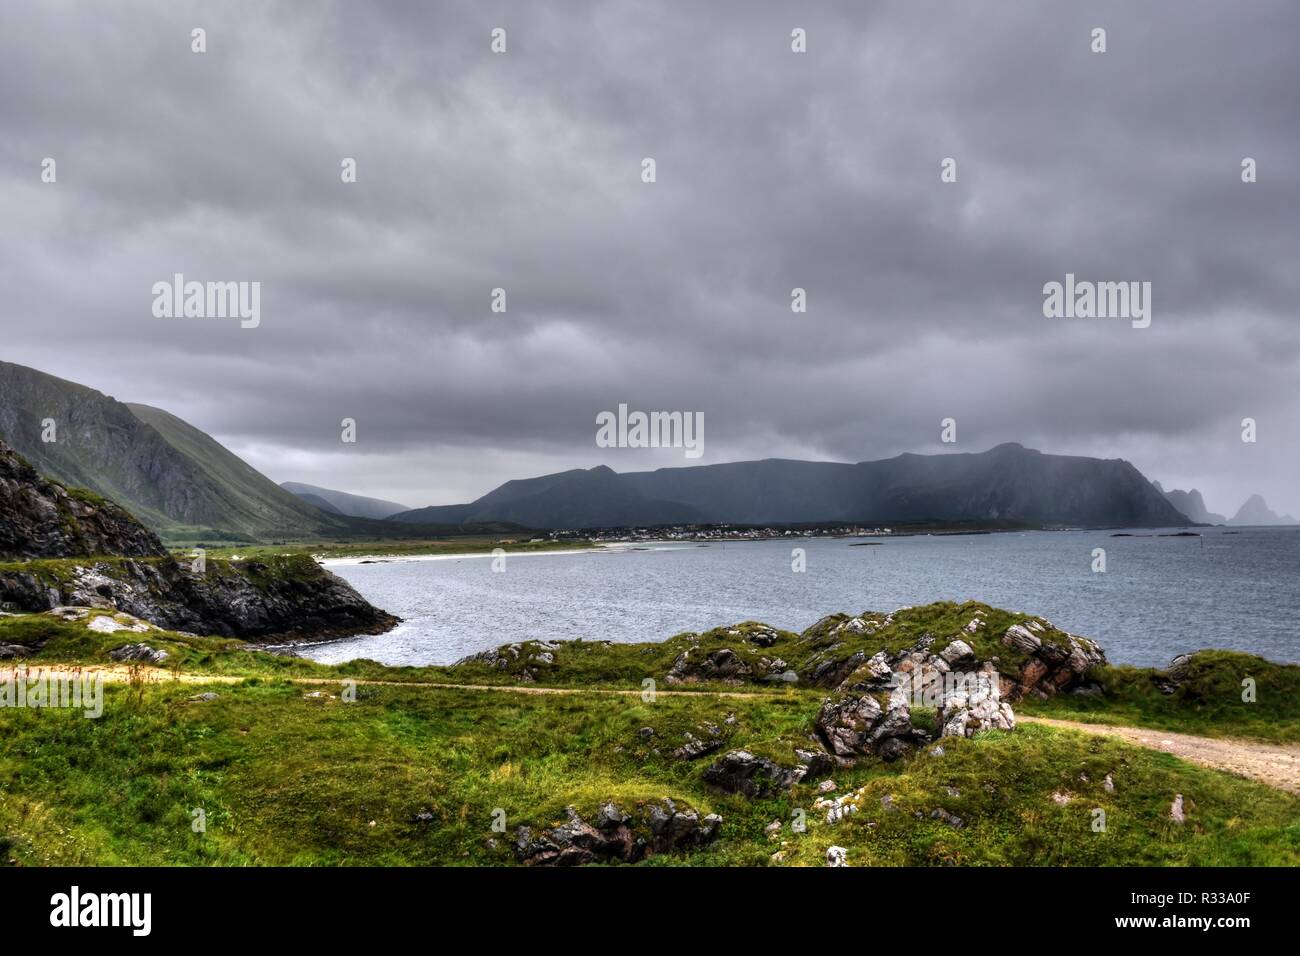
[5,600,1298,743]
[1020,651,1300,744]
[0,679,1295,866]
[2,604,1297,866]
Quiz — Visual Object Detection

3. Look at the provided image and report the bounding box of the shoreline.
[316,542,701,567]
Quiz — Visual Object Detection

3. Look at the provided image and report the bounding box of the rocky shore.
[0,439,397,641]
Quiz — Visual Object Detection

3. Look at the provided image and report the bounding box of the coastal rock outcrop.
[0,441,398,642]
[996,623,1105,700]
[0,554,397,642]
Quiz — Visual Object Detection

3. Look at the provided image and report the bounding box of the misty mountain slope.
[1230,494,1298,526]
[0,361,351,542]
[1152,481,1227,525]
[281,481,410,519]
[620,458,865,523]
[391,465,706,528]
[851,444,1187,526]
[125,403,358,539]
[290,491,344,514]
[392,443,1190,530]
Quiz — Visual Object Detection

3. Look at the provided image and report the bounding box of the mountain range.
[389,443,1193,530]
[281,482,411,520]
[3,360,1294,538]
[1151,481,1296,526]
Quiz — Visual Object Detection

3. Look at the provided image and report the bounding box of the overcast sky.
[2,0,1298,516]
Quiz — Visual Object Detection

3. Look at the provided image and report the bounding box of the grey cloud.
[1,0,1297,514]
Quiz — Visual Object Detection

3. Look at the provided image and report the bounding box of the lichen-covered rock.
[813,690,917,761]
[672,722,727,760]
[937,661,1017,738]
[997,626,1105,700]
[513,800,720,866]
[108,642,169,664]
[702,749,823,796]
[666,646,753,683]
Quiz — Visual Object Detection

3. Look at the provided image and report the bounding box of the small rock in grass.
[1170,794,1185,824]
[818,779,837,793]
[826,845,848,867]
[931,808,964,828]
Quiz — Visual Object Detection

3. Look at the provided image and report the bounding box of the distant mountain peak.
[1155,484,1226,525]
[281,482,410,520]
[1229,493,1298,527]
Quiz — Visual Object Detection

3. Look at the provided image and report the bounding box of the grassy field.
[1,677,1296,866]
[1,606,1298,866]
[1018,650,1300,744]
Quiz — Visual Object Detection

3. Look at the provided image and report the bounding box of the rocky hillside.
[0,439,396,641]
[0,437,167,559]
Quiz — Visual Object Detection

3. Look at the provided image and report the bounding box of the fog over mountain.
[391,444,1191,530]
[2,1,1298,513]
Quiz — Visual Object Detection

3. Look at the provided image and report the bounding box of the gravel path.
[1019,716,1300,794]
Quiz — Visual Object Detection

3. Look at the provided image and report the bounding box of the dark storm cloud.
[1,0,1297,512]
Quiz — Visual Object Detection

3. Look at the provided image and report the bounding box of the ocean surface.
[300,526,1300,668]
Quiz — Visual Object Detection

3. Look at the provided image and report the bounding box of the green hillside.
[126,403,354,542]
[0,361,347,543]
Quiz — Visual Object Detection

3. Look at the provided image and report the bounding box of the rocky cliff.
[0,437,168,559]
[0,440,397,641]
